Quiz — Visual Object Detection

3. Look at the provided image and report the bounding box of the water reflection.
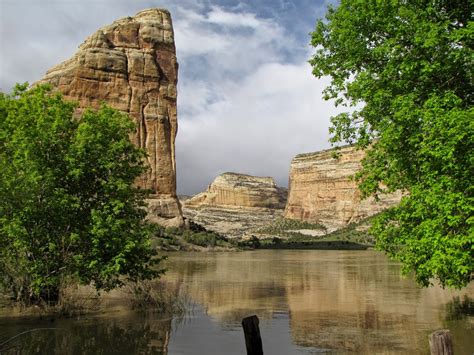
[0,312,171,354]
[441,296,474,355]
[444,296,473,320]
[164,250,474,354]
[0,250,472,354]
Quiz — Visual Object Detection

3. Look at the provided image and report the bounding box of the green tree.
[0,84,162,304]
[310,1,473,288]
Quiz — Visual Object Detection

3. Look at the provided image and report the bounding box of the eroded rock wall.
[38,8,183,227]
[185,172,287,210]
[183,172,287,237]
[284,146,401,231]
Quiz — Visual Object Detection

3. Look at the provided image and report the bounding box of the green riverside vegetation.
[153,224,235,250]
[310,1,473,288]
[0,84,163,305]
[254,217,374,250]
[255,218,326,235]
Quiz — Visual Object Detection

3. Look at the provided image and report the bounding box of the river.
[0,250,473,354]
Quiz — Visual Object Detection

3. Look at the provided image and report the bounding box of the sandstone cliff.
[182,173,287,237]
[186,172,287,210]
[284,145,401,231]
[38,8,183,227]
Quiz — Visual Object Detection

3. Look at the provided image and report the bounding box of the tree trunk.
[242,315,263,355]
[429,329,453,355]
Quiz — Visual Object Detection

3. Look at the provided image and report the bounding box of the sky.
[0,0,341,195]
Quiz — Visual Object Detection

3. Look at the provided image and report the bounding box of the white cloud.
[174,5,289,77]
[176,61,338,193]
[0,1,340,195]
[175,6,341,194]
[206,6,263,28]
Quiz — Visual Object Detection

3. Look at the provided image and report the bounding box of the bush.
[124,279,187,314]
[183,231,218,247]
[256,218,326,235]
[0,84,162,305]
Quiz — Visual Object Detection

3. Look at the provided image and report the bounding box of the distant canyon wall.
[284,145,402,231]
[185,172,287,210]
[182,173,287,237]
[38,8,183,227]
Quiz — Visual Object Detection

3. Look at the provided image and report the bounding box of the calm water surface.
[1,250,473,354]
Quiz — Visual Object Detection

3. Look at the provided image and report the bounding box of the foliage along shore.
[0,278,187,320]
[155,217,376,251]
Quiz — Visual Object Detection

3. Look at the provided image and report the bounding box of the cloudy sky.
[1,0,341,194]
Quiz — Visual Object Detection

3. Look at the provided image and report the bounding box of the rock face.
[284,145,401,231]
[185,172,287,210]
[183,173,287,237]
[38,8,183,227]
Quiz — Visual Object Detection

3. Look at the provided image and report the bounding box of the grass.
[152,216,378,251]
[0,278,189,319]
[258,237,370,250]
[321,220,375,246]
[255,218,326,235]
[254,216,378,250]
[53,281,101,317]
[123,279,188,315]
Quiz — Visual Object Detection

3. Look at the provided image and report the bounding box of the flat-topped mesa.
[185,172,287,210]
[284,145,402,231]
[38,8,183,227]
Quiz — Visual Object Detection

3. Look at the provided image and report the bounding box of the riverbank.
[0,279,187,319]
[2,250,473,354]
[0,219,375,318]
[154,217,376,251]
[258,240,370,250]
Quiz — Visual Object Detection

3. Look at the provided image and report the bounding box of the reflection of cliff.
[440,297,474,355]
[165,253,287,322]
[1,312,171,354]
[286,260,472,353]
[164,251,474,353]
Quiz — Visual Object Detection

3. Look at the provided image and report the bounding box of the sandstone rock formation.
[182,173,287,237]
[38,8,183,227]
[185,172,287,210]
[284,145,401,231]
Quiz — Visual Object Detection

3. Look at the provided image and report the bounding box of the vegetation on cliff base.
[153,224,234,250]
[0,84,163,305]
[311,1,473,288]
[255,218,326,235]
[255,217,375,250]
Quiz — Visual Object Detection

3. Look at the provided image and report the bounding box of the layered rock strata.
[38,8,183,227]
[185,172,287,210]
[284,145,401,231]
[182,173,287,237]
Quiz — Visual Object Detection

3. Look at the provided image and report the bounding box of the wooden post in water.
[429,329,453,355]
[242,315,263,355]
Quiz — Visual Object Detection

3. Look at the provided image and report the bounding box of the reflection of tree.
[0,313,171,354]
[166,257,218,278]
[444,296,473,321]
[163,250,474,353]
[442,296,473,355]
[164,252,290,323]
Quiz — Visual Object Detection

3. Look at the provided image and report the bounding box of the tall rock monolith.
[38,8,183,227]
